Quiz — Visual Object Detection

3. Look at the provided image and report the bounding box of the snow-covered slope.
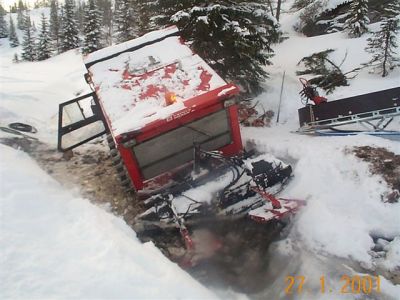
[0,144,217,299]
[257,14,400,126]
[1,9,89,145]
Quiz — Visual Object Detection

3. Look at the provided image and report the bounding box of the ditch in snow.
[1,135,398,299]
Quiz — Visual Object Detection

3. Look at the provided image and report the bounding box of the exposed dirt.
[353,146,400,203]
[351,146,400,285]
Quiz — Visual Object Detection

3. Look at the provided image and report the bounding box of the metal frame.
[299,106,400,133]
[57,92,108,152]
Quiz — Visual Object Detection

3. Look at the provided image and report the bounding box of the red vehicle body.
[58,26,243,193]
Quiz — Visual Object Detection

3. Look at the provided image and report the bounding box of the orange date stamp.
[284,275,381,295]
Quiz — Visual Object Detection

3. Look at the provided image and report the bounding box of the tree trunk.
[276,0,282,22]
[267,0,274,17]
[382,28,390,77]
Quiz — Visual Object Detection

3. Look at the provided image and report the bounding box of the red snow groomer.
[58,27,303,259]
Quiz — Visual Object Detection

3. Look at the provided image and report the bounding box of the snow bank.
[0,144,216,299]
[0,45,89,146]
[245,127,400,267]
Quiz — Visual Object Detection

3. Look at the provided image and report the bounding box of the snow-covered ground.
[1,3,400,299]
[0,144,217,299]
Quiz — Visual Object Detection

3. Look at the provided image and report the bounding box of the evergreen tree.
[21,15,36,61]
[32,20,37,32]
[97,0,113,45]
[49,0,60,53]
[296,49,351,93]
[0,7,8,38]
[345,0,369,37]
[82,0,102,53]
[17,0,25,30]
[113,0,136,43]
[10,4,18,13]
[37,14,52,60]
[9,16,19,47]
[0,3,6,15]
[365,1,400,77]
[60,0,80,52]
[76,0,86,32]
[143,1,280,95]
[365,16,400,77]
[382,0,400,19]
[131,0,154,35]
[97,0,112,27]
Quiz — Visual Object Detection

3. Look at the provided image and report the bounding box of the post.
[276,71,286,124]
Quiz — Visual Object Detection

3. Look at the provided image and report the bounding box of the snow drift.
[0,144,216,299]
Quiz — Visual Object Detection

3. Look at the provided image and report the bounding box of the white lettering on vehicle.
[166,108,191,122]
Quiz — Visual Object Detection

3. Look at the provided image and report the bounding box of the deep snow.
[0,144,217,299]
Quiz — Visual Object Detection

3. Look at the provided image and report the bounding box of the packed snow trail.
[0,144,217,299]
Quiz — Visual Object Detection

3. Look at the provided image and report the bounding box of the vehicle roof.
[84,26,238,137]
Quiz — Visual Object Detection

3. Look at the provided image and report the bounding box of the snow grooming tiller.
[297,80,400,137]
[134,146,305,266]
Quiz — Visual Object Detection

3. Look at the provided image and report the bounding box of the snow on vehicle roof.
[85,26,231,137]
[84,26,180,66]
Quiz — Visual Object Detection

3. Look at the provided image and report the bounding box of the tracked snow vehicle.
[58,27,303,262]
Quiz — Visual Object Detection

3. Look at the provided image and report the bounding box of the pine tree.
[113,0,136,43]
[345,0,369,37]
[21,15,36,61]
[97,0,112,45]
[9,16,19,47]
[0,7,8,38]
[97,0,112,27]
[60,0,80,52]
[76,0,86,32]
[49,0,61,53]
[82,0,102,53]
[296,49,351,93]
[10,4,17,13]
[131,0,154,35]
[382,0,400,19]
[144,1,281,95]
[32,20,37,32]
[17,0,25,30]
[37,14,52,60]
[0,3,6,15]
[365,1,400,77]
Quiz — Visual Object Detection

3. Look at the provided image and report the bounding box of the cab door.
[57,92,108,152]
